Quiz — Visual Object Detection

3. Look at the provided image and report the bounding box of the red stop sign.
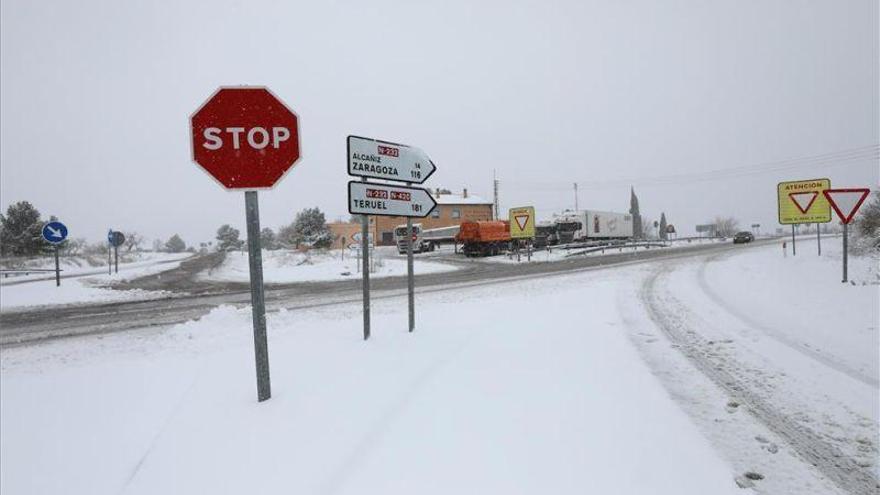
[190,87,301,189]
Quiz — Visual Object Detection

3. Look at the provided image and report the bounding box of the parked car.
[733,231,754,244]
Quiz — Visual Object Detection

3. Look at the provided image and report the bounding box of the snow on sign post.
[822,188,870,283]
[191,87,302,402]
[346,135,437,338]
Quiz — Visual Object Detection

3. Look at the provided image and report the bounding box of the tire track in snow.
[640,265,879,495]
[696,252,877,388]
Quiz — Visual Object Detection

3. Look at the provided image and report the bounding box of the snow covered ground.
[1,241,875,494]
[200,248,457,284]
[0,252,191,284]
[0,253,191,310]
[621,240,878,494]
[1,264,743,495]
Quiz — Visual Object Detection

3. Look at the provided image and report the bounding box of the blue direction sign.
[107,230,125,247]
[42,221,68,244]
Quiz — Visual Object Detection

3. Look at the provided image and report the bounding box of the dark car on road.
[733,231,754,244]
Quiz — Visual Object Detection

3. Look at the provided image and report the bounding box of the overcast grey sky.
[2,0,877,245]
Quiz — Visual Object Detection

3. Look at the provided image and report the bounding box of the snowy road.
[2,253,748,495]
[629,243,878,494]
[0,240,770,346]
[1,238,876,494]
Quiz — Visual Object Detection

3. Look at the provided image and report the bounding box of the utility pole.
[574,182,579,211]
[493,169,500,220]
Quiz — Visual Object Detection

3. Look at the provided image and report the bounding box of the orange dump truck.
[455,220,512,257]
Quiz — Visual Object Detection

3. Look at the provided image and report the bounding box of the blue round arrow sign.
[42,221,68,244]
[107,230,125,247]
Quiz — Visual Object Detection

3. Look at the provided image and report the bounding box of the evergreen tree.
[280,207,332,248]
[659,213,668,241]
[165,234,186,253]
[0,201,45,256]
[629,187,643,239]
[215,224,243,251]
[260,227,278,250]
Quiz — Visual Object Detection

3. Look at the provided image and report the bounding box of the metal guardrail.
[1,268,64,278]
[565,242,670,258]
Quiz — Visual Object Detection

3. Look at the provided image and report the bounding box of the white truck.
[553,210,634,243]
[394,223,460,254]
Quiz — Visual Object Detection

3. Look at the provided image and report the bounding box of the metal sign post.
[346,135,437,338]
[360,199,371,340]
[245,191,271,401]
[54,246,61,286]
[190,86,302,403]
[42,221,68,287]
[816,223,821,256]
[791,225,796,256]
[107,229,112,275]
[107,231,125,274]
[406,182,415,333]
[822,188,871,284]
[842,222,848,282]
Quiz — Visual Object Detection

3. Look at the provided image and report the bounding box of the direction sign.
[348,181,437,218]
[107,230,125,247]
[823,188,870,224]
[42,221,68,244]
[347,136,436,184]
[509,206,536,239]
[777,178,831,224]
[351,232,374,243]
[191,87,301,190]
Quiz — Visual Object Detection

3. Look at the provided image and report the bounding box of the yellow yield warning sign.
[777,178,831,224]
[509,206,536,239]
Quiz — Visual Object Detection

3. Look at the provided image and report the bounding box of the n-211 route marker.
[346,135,437,339]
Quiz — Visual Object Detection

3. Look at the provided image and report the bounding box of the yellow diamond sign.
[509,206,536,239]
[777,178,832,224]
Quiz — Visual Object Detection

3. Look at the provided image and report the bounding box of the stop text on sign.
[202,127,291,150]
[190,87,301,190]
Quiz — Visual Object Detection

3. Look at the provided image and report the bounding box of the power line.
[503,144,878,191]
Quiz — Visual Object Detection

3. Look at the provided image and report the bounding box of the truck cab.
[394,224,434,254]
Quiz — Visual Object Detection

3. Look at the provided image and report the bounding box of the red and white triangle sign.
[514,214,529,231]
[789,191,818,214]
[822,188,870,224]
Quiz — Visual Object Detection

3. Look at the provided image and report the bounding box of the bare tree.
[124,231,143,252]
[64,237,87,256]
[854,190,880,253]
[713,216,740,237]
